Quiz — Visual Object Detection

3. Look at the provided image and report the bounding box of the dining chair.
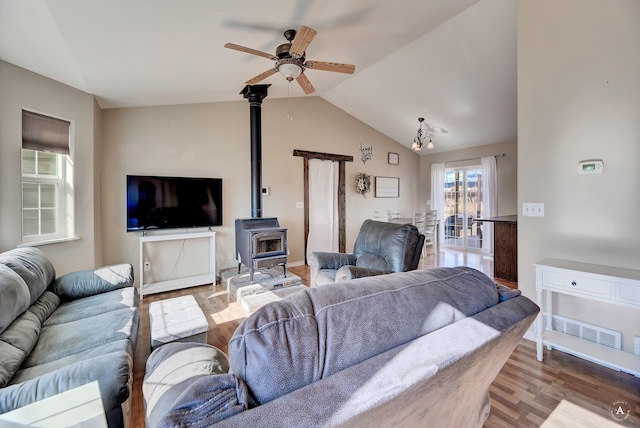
[423,210,438,253]
[412,211,426,234]
[412,211,427,259]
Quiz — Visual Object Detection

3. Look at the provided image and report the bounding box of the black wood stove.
[233,85,288,283]
[235,217,287,283]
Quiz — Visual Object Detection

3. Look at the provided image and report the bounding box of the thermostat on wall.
[578,160,603,174]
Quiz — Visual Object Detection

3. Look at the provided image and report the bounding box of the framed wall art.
[374,176,399,198]
[388,152,399,165]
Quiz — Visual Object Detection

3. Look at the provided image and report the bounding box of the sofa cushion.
[0,247,55,306]
[228,266,500,404]
[0,291,60,387]
[27,292,60,324]
[0,342,24,389]
[22,307,138,368]
[44,287,137,326]
[54,263,134,301]
[314,269,337,286]
[355,253,387,271]
[0,265,30,335]
[0,350,134,416]
[0,311,40,387]
[336,265,391,282]
[10,339,132,385]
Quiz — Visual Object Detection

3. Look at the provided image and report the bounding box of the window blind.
[22,110,70,155]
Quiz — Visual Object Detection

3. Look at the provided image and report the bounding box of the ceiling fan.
[224,25,355,94]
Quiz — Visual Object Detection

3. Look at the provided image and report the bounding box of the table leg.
[536,286,544,361]
[545,290,553,350]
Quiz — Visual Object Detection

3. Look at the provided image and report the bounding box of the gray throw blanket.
[159,374,252,428]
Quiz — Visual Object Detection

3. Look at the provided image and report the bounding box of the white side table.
[0,381,107,427]
[535,259,640,376]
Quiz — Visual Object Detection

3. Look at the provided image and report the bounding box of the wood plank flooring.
[130,249,639,427]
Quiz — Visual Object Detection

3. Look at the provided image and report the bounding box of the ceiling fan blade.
[289,26,317,58]
[224,43,277,61]
[246,68,278,85]
[296,73,315,94]
[305,61,355,74]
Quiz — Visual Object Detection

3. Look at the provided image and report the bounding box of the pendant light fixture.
[411,117,434,151]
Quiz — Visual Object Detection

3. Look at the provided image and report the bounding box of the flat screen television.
[126,175,222,231]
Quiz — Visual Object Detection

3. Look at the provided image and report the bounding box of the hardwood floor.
[130,249,639,427]
[417,246,518,289]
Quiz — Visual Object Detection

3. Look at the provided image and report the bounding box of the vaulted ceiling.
[0,0,516,154]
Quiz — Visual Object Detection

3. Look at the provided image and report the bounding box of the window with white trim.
[21,110,75,244]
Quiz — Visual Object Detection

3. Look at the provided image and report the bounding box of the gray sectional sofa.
[0,247,139,427]
[143,266,539,427]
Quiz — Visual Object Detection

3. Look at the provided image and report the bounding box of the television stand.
[139,231,216,299]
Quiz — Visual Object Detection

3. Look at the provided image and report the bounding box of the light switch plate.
[523,202,545,217]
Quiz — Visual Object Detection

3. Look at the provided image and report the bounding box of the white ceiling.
[0,0,516,154]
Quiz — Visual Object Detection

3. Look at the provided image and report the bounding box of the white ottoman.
[149,295,208,351]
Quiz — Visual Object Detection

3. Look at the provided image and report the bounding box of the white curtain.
[307,159,339,261]
[430,162,445,245]
[481,156,498,253]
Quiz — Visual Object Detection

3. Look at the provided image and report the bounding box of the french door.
[443,166,485,251]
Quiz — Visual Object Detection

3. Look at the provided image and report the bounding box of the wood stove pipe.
[241,84,270,218]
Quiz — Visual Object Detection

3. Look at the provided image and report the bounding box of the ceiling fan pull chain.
[287,81,294,121]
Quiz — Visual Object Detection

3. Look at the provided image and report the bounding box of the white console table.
[139,231,215,299]
[535,258,640,377]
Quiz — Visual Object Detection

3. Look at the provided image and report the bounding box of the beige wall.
[518,0,640,352]
[93,97,103,266]
[101,97,420,286]
[0,61,100,274]
[418,140,518,215]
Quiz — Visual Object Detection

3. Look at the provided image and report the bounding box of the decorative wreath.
[355,173,371,197]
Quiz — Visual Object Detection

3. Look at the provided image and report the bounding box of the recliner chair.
[309,219,425,287]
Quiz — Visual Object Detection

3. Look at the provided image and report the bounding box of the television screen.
[126,175,222,231]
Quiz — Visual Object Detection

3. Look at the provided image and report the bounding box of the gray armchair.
[309,219,425,287]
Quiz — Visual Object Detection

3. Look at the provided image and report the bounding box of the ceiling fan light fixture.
[278,62,303,81]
